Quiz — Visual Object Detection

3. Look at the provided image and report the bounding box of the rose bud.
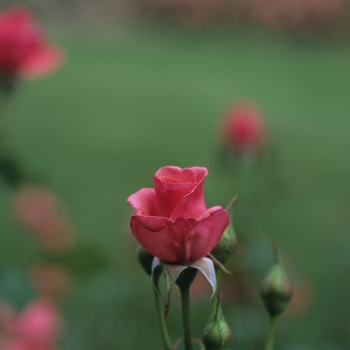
[210,198,237,265]
[127,166,229,266]
[0,6,64,93]
[202,300,232,350]
[260,260,293,317]
[220,101,267,157]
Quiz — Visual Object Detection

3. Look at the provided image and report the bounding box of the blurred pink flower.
[28,263,71,301]
[12,185,75,252]
[220,101,267,155]
[0,6,63,80]
[0,299,62,350]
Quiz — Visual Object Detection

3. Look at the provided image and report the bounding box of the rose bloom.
[0,6,63,81]
[221,102,266,154]
[127,166,229,265]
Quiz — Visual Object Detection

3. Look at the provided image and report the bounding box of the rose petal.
[169,173,207,221]
[155,166,196,184]
[127,188,155,216]
[153,176,196,218]
[153,166,208,218]
[181,208,229,265]
[130,215,196,264]
[130,208,229,265]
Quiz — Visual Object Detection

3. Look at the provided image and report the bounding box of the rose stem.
[180,283,192,350]
[264,316,278,350]
[153,287,172,350]
[177,268,197,350]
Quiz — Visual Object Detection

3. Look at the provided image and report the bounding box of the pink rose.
[127,166,229,265]
[0,7,63,80]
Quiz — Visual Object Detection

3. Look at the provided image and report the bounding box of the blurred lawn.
[1,22,350,349]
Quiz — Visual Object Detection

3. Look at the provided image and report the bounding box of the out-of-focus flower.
[0,6,63,85]
[220,101,267,157]
[127,166,229,265]
[0,298,62,350]
[28,264,71,301]
[12,185,75,252]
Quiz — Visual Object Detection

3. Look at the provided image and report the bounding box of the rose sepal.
[151,256,217,317]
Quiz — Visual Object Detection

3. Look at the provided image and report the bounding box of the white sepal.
[191,257,217,300]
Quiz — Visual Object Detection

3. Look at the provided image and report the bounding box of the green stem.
[180,283,193,350]
[264,316,278,350]
[153,287,172,350]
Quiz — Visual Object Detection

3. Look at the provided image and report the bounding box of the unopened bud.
[211,197,238,265]
[260,260,292,317]
[137,245,154,276]
[203,301,232,350]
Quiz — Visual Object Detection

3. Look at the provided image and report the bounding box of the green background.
[1,21,350,349]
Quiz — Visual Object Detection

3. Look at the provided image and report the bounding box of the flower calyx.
[151,256,217,318]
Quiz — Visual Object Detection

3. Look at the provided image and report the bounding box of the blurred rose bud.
[28,263,71,300]
[260,259,293,317]
[210,198,237,265]
[220,101,267,157]
[12,184,75,253]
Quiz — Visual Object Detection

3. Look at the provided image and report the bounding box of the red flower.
[0,7,63,80]
[127,166,229,265]
[221,102,266,154]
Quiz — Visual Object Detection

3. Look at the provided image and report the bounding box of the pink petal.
[153,176,196,218]
[130,215,196,264]
[182,208,229,264]
[169,173,207,221]
[153,166,208,218]
[130,208,229,265]
[19,46,64,78]
[127,188,155,216]
[155,166,196,183]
